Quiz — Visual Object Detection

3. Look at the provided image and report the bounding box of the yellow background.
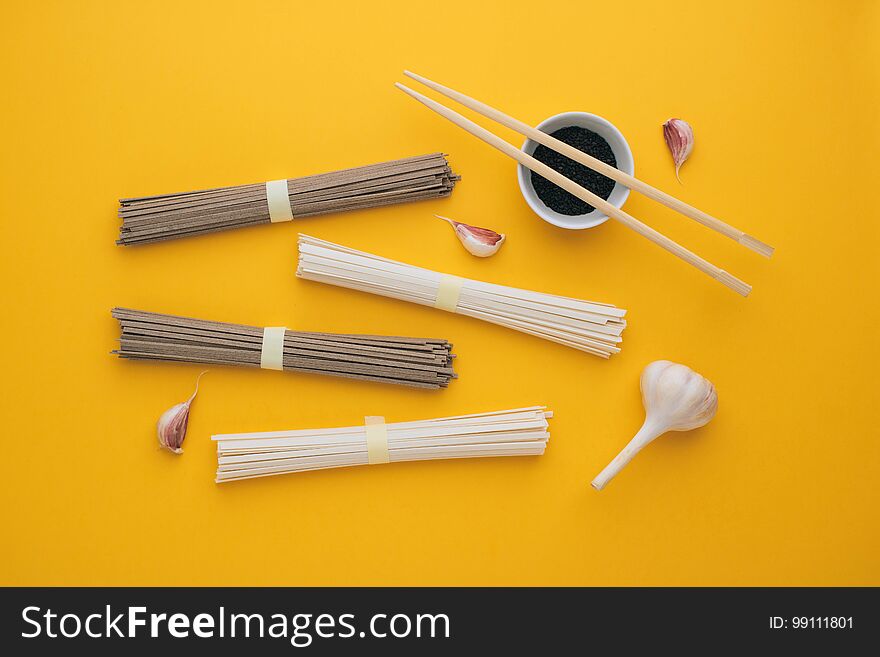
[1,0,877,586]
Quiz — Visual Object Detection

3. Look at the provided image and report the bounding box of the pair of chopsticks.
[395,71,775,297]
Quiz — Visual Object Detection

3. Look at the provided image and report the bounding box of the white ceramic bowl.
[517,111,634,229]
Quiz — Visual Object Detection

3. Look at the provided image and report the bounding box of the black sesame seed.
[530,126,618,216]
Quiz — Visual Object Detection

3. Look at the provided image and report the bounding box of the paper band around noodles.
[260,326,287,370]
[265,179,294,223]
[434,274,463,312]
[364,416,390,464]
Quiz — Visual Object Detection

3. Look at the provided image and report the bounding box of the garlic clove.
[662,118,694,183]
[436,215,505,258]
[591,360,717,491]
[157,371,207,455]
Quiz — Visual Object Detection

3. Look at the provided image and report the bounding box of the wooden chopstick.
[395,83,752,297]
[403,70,774,259]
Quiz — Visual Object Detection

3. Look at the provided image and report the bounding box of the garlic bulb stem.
[591,420,663,491]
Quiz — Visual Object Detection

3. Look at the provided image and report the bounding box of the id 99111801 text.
[769,617,854,630]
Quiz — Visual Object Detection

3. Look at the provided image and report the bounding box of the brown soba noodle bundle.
[112,308,456,389]
[117,153,459,245]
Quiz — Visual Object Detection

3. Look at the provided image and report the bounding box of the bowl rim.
[516,111,634,230]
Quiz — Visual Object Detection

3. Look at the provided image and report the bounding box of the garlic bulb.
[662,118,694,183]
[591,360,717,491]
[157,371,207,454]
[436,215,505,257]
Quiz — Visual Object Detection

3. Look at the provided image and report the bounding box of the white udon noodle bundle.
[213,407,552,483]
[296,234,626,358]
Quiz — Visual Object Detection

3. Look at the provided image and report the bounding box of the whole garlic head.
[641,360,717,432]
[591,360,718,491]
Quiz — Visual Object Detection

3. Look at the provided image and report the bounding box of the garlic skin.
[436,215,505,257]
[591,360,717,491]
[662,118,694,183]
[157,371,207,455]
